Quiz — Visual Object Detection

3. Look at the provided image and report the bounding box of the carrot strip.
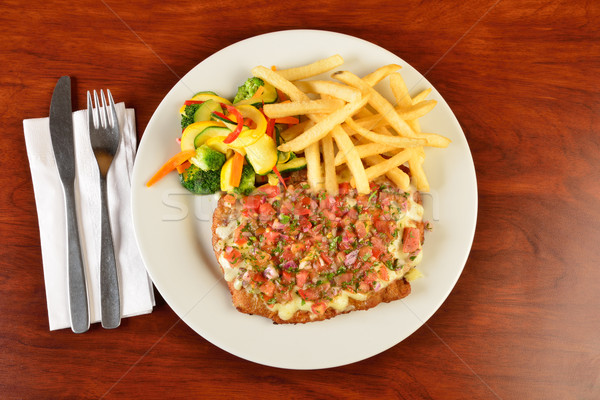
[249,85,265,102]
[230,151,245,187]
[176,160,191,174]
[274,116,300,125]
[146,150,196,187]
[276,88,288,102]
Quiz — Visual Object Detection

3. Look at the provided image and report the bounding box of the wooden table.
[1,0,598,398]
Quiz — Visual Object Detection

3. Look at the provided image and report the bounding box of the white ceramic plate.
[131,29,477,370]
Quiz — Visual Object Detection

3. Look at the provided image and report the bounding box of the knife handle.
[99,176,121,329]
[64,183,90,333]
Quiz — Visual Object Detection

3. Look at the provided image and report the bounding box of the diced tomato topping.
[358,281,370,293]
[254,249,271,266]
[259,203,276,217]
[255,185,280,197]
[334,272,353,286]
[264,229,280,244]
[339,182,351,196]
[275,289,293,303]
[281,270,293,284]
[223,194,236,206]
[242,195,261,211]
[345,208,358,220]
[321,253,332,266]
[355,221,367,239]
[223,248,242,265]
[281,249,294,261]
[358,246,372,260]
[402,227,421,253]
[299,217,312,232]
[311,301,327,315]
[378,266,389,281]
[280,199,294,214]
[289,242,305,253]
[251,272,267,283]
[357,194,370,209]
[260,280,276,297]
[296,270,309,287]
[363,271,377,284]
[298,287,319,301]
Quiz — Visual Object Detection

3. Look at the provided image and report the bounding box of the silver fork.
[87,89,121,329]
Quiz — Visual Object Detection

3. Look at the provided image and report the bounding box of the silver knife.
[49,76,90,334]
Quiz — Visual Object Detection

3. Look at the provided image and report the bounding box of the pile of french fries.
[253,55,450,195]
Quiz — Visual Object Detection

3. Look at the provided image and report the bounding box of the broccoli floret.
[190,145,226,171]
[179,164,221,194]
[234,164,256,196]
[181,104,201,130]
[233,77,265,104]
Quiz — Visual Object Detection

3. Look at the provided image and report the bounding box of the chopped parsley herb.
[302,184,310,189]
[368,191,377,203]
[267,297,277,304]
[329,235,341,252]
[279,214,290,224]
[409,255,416,261]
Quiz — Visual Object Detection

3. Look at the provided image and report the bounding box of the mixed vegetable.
[146,78,308,194]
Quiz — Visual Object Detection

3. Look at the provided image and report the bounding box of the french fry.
[333,70,418,138]
[412,88,432,103]
[305,142,323,191]
[357,149,412,183]
[415,132,452,148]
[321,134,338,195]
[351,100,438,130]
[276,54,344,81]
[294,80,361,102]
[279,120,312,143]
[278,95,370,153]
[345,118,426,148]
[362,64,402,87]
[389,72,413,107]
[334,142,398,166]
[331,126,370,194]
[363,155,410,190]
[263,99,345,118]
[252,66,309,102]
[408,148,429,191]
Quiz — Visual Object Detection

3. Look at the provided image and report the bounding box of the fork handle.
[99,175,121,329]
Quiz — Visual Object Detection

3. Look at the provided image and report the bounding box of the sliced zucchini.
[276,157,307,173]
[245,134,278,175]
[194,91,218,96]
[180,121,224,151]
[235,83,278,107]
[190,93,232,105]
[194,99,222,122]
[193,126,231,148]
[277,150,291,164]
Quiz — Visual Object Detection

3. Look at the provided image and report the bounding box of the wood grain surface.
[1,0,599,398]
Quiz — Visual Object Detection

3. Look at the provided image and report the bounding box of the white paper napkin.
[24,103,155,331]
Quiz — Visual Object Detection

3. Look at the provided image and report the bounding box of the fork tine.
[100,90,109,129]
[106,89,119,129]
[87,91,95,129]
[93,90,102,128]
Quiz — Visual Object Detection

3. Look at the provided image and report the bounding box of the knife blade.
[49,76,90,334]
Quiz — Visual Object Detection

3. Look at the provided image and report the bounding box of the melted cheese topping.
[215,181,427,321]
